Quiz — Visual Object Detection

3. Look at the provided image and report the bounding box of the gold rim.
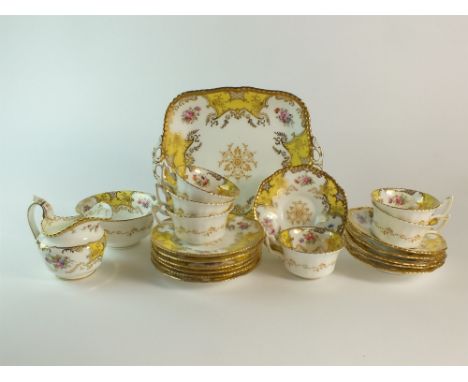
[152,248,261,275]
[344,234,445,274]
[151,243,261,263]
[346,247,445,274]
[347,207,447,254]
[177,164,240,199]
[344,232,445,270]
[167,204,234,219]
[372,201,446,227]
[371,187,440,212]
[278,226,344,255]
[344,237,445,268]
[345,224,446,260]
[164,186,234,207]
[159,86,316,216]
[75,190,154,222]
[40,216,110,237]
[39,233,108,251]
[152,256,260,282]
[253,164,348,233]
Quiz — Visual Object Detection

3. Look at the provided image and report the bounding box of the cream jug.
[27,196,111,279]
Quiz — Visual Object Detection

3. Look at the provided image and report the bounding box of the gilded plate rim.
[345,226,446,261]
[344,231,446,268]
[344,232,445,273]
[152,248,261,274]
[152,256,260,282]
[151,245,260,266]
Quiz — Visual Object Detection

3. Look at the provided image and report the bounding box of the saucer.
[151,214,264,258]
[253,164,347,253]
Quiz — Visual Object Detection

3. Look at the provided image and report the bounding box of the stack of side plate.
[344,207,447,274]
[151,215,264,282]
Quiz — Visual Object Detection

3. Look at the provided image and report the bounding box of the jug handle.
[436,196,454,216]
[27,196,47,241]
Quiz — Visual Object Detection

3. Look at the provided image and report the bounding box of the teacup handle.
[151,202,171,225]
[154,159,178,184]
[436,196,454,216]
[264,235,284,259]
[154,184,173,214]
[27,196,47,241]
[427,215,450,231]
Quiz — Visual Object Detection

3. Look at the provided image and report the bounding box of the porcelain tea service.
[27,86,454,282]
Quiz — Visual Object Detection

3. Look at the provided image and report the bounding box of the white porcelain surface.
[76,191,155,248]
[165,208,231,245]
[371,203,448,249]
[371,188,453,224]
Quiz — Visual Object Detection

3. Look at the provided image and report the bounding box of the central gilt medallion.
[219,143,257,180]
[286,200,313,225]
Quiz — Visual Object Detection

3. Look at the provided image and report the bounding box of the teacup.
[371,202,448,249]
[276,227,344,279]
[371,188,453,224]
[155,183,233,217]
[157,161,239,204]
[76,191,155,248]
[159,207,233,245]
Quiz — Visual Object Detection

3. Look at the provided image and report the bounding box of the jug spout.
[27,196,112,245]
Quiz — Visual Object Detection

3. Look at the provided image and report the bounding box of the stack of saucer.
[151,215,264,282]
[152,162,264,282]
[344,188,452,274]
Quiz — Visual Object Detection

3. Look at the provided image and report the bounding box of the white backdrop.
[1,16,467,365]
